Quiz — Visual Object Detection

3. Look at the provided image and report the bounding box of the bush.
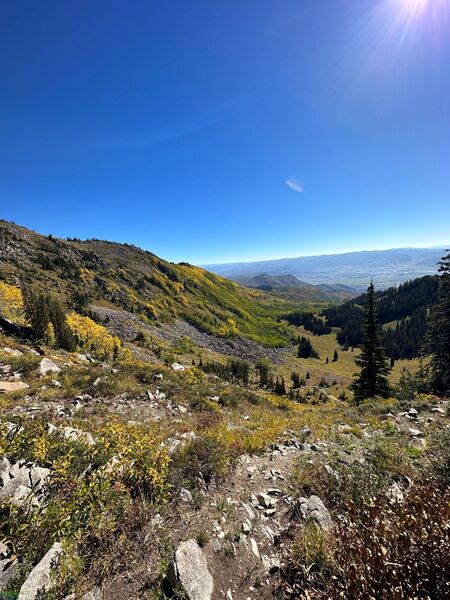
[170,436,228,489]
[427,427,450,488]
[281,479,450,599]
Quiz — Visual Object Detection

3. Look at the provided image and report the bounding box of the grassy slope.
[278,325,419,399]
[0,220,311,347]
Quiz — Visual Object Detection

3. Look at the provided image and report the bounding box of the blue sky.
[1,0,449,264]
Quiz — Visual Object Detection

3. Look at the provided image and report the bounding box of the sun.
[399,0,429,15]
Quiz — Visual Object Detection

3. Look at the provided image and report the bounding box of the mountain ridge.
[202,246,448,290]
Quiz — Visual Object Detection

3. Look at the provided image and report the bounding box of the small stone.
[257,493,276,509]
[408,428,423,437]
[241,521,251,534]
[250,538,260,559]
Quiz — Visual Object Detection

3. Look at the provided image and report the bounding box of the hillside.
[203,246,446,290]
[0,222,449,600]
[235,274,355,302]
[323,276,439,358]
[0,221,297,348]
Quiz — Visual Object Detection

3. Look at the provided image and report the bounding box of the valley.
[0,222,448,600]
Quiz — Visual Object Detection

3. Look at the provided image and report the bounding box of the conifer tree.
[425,252,450,393]
[351,282,391,403]
[332,349,338,362]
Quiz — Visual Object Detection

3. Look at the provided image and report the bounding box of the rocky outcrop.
[18,542,63,599]
[167,539,213,600]
[292,495,333,530]
[0,457,51,508]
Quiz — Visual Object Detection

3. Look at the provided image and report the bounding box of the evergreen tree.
[298,336,319,359]
[351,282,391,403]
[256,358,271,388]
[290,371,301,389]
[22,286,75,351]
[332,349,338,362]
[425,252,450,393]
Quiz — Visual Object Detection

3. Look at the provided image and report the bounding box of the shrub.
[65,312,121,360]
[281,479,450,599]
[170,436,228,489]
[0,281,24,323]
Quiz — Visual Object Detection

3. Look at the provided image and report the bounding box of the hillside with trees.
[323,276,439,358]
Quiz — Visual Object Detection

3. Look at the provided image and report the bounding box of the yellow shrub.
[100,420,170,500]
[0,281,24,323]
[78,267,94,285]
[217,317,239,338]
[66,312,121,359]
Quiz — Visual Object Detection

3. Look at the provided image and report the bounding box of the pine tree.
[298,336,319,359]
[351,282,391,403]
[332,350,338,362]
[425,252,450,393]
[256,358,271,388]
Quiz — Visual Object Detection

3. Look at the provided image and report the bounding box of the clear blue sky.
[1,1,449,264]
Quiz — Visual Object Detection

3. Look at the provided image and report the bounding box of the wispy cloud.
[286,177,303,193]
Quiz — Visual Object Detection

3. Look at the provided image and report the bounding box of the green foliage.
[200,358,250,386]
[351,282,391,403]
[21,286,76,351]
[281,311,331,335]
[170,436,229,489]
[298,336,319,359]
[425,252,450,393]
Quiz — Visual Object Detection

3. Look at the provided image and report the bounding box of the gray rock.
[292,495,333,530]
[2,347,23,357]
[18,542,63,599]
[257,492,276,509]
[0,557,19,591]
[408,428,423,437]
[170,362,185,372]
[168,539,213,600]
[63,427,95,446]
[38,358,61,377]
[300,425,312,438]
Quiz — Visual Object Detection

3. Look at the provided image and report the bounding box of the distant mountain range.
[235,274,357,302]
[202,247,448,291]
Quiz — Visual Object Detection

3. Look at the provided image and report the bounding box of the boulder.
[18,542,63,600]
[171,362,185,372]
[292,495,333,530]
[38,359,61,377]
[167,539,213,600]
[63,427,95,446]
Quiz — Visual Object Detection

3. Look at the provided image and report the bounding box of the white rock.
[167,539,213,600]
[38,359,61,377]
[2,348,23,357]
[408,428,423,437]
[171,362,186,372]
[250,538,260,559]
[292,495,333,530]
[18,542,63,599]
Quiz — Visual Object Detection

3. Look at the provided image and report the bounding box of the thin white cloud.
[286,177,303,193]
